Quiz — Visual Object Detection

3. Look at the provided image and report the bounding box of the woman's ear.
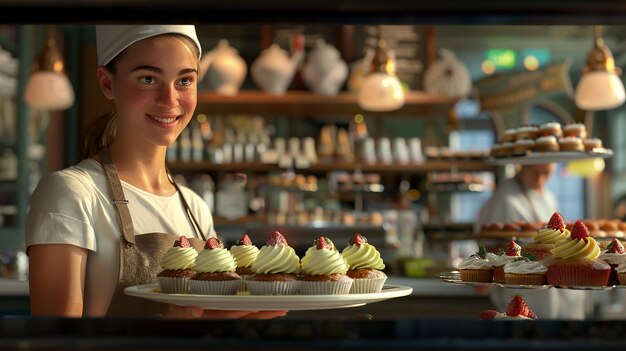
[96,66,115,100]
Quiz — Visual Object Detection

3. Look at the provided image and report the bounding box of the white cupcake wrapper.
[246,280,301,295]
[299,280,353,295]
[238,274,255,292]
[188,279,241,295]
[156,276,191,294]
[349,277,387,294]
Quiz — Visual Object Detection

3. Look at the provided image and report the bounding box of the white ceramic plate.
[486,148,613,166]
[124,284,413,311]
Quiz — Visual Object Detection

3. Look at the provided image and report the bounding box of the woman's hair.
[81,34,200,159]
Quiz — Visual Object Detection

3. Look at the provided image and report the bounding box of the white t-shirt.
[25,158,216,316]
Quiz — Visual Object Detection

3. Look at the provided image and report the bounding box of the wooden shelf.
[196,90,459,116]
[167,160,494,173]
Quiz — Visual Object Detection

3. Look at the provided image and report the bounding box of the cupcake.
[247,231,301,295]
[534,136,560,152]
[583,138,603,151]
[558,137,584,151]
[457,246,494,283]
[156,235,198,294]
[547,219,611,286]
[599,238,626,285]
[563,123,588,139]
[538,122,563,138]
[512,139,535,156]
[189,237,241,295]
[500,128,517,143]
[491,240,521,284]
[616,261,626,285]
[524,212,570,260]
[479,294,538,320]
[299,236,353,295]
[515,125,539,140]
[230,234,260,290]
[341,233,388,293]
[503,256,547,285]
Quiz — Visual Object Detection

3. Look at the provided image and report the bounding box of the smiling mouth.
[148,115,180,124]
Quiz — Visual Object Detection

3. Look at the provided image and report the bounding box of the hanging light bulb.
[24,25,75,111]
[574,25,625,111]
[357,26,405,112]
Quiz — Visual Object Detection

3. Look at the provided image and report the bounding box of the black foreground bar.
[1,317,626,350]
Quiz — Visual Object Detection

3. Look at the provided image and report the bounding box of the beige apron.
[99,148,207,316]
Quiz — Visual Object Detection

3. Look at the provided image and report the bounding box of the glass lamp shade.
[24,71,75,111]
[575,71,626,111]
[357,72,405,112]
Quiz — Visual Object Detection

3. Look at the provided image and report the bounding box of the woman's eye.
[179,77,193,86]
[139,76,155,84]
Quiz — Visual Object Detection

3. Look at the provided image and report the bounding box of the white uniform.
[25,159,216,316]
[476,176,589,320]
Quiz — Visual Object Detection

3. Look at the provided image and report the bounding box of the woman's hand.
[163,305,287,319]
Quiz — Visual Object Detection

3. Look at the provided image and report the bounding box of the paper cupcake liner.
[188,279,241,295]
[547,265,610,286]
[618,272,626,285]
[504,273,547,285]
[349,277,388,294]
[492,266,506,283]
[246,280,301,295]
[299,280,353,295]
[238,274,254,292]
[459,269,493,283]
[156,276,190,294]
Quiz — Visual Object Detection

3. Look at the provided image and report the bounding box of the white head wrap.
[96,25,201,66]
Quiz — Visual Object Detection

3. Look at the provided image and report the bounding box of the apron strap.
[100,147,136,246]
[168,170,207,241]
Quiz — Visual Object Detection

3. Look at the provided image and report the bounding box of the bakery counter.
[2,317,626,350]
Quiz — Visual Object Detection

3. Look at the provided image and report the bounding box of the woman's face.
[108,35,198,148]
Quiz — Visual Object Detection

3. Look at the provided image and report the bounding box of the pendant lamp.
[357,26,405,112]
[574,25,625,111]
[24,26,75,111]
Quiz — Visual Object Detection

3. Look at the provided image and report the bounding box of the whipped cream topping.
[230,244,260,268]
[341,242,385,270]
[504,260,547,274]
[550,236,601,260]
[600,251,626,265]
[194,247,237,273]
[458,256,491,270]
[160,246,198,270]
[301,246,350,275]
[491,254,520,267]
[252,244,300,274]
[534,227,570,244]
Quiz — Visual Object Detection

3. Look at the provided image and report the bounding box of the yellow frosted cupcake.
[524,212,570,260]
[230,234,260,291]
[189,237,241,295]
[247,231,301,295]
[341,233,387,293]
[547,219,610,286]
[300,236,353,295]
[156,235,198,294]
